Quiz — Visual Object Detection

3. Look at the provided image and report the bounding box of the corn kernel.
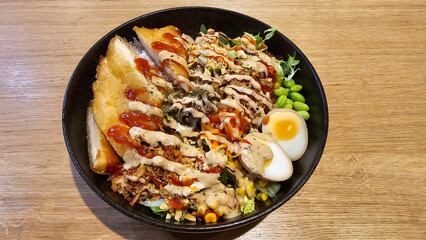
[246,183,256,198]
[237,178,243,187]
[197,204,207,216]
[235,159,243,170]
[204,212,217,223]
[258,179,269,187]
[237,187,245,196]
[216,210,224,217]
[226,161,236,170]
[256,192,268,201]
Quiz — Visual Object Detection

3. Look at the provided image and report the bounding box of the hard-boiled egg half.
[239,133,293,182]
[262,109,308,161]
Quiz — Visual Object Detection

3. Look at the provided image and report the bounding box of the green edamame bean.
[290,92,305,103]
[283,79,295,88]
[286,99,293,105]
[284,103,293,109]
[273,87,288,97]
[290,84,303,92]
[276,95,287,108]
[293,102,310,111]
[297,111,310,121]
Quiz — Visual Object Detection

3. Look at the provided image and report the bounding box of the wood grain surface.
[0,0,425,239]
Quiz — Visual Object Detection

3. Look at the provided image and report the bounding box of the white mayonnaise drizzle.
[128,101,163,117]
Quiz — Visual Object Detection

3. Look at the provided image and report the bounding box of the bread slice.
[86,103,121,174]
[133,26,192,92]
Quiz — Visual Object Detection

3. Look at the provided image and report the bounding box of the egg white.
[261,141,293,182]
[262,109,308,161]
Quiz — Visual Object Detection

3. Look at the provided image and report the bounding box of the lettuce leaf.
[254,181,281,198]
[264,27,277,41]
[276,53,300,85]
[150,206,168,217]
[244,32,263,49]
[200,24,207,34]
[241,196,255,214]
[219,169,237,189]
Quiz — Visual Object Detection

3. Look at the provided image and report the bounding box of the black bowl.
[63,6,328,233]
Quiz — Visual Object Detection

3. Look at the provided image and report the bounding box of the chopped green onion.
[236,50,247,59]
[227,50,237,59]
[219,35,229,45]
[179,212,186,221]
[197,54,207,65]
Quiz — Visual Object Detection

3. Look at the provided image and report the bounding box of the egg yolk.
[274,120,298,140]
[264,159,272,167]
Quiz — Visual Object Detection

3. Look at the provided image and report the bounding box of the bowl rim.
[62,6,328,233]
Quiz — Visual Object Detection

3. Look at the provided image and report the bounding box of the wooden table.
[1,1,424,239]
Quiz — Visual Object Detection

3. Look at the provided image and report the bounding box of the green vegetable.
[180,212,186,221]
[293,102,309,111]
[219,35,229,45]
[283,79,295,88]
[276,95,287,108]
[174,133,184,142]
[150,207,168,217]
[236,50,247,59]
[254,181,281,197]
[227,50,237,59]
[286,99,294,105]
[200,24,207,34]
[280,54,300,76]
[275,61,284,83]
[290,92,305,103]
[231,39,241,46]
[275,53,300,85]
[197,54,207,65]
[206,66,213,74]
[202,139,210,152]
[264,27,277,41]
[297,110,310,121]
[244,32,263,49]
[241,196,255,214]
[219,169,237,189]
[215,66,222,74]
[284,103,293,109]
[273,87,288,97]
[290,84,303,92]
